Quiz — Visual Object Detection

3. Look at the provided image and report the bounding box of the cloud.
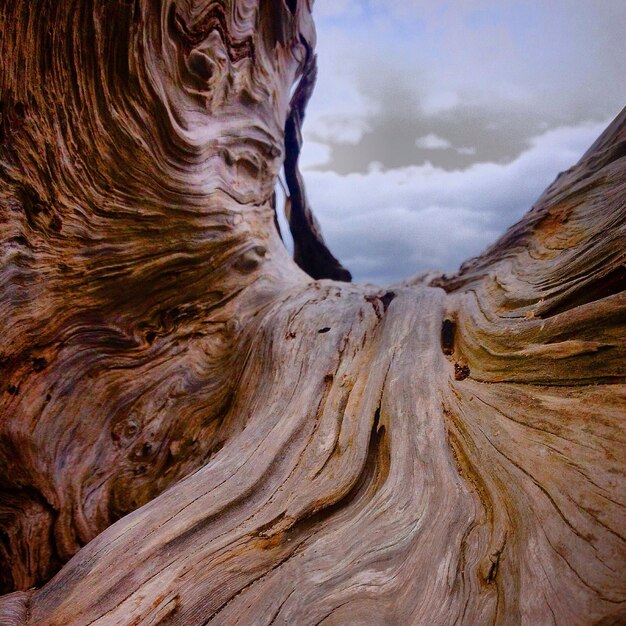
[302,30,379,148]
[299,120,608,284]
[310,117,372,146]
[297,1,625,283]
[415,133,452,150]
[300,140,332,169]
[306,0,625,173]
[314,0,362,18]
[420,91,461,116]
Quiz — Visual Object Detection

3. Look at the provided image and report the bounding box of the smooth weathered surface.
[0,1,624,624]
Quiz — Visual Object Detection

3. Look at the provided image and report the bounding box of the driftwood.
[0,1,624,624]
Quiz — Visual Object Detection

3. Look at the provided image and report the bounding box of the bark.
[0,1,624,624]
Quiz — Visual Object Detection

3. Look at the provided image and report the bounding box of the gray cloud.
[299,121,609,283]
[305,1,625,172]
[311,106,549,174]
[291,0,625,283]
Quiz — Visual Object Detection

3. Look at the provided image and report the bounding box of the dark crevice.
[441,319,456,356]
[364,291,395,320]
[0,486,62,592]
[485,549,502,584]
[380,291,396,312]
[454,363,470,381]
[372,404,381,433]
[32,356,48,372]
[271,191,284,244]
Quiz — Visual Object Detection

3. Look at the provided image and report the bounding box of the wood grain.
[0,1,624,624]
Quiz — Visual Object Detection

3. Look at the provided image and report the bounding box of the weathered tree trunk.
[0,1,624,624]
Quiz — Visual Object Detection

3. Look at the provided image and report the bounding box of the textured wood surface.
[0,1,624,624]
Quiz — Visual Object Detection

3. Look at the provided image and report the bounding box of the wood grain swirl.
[1,1,624,624]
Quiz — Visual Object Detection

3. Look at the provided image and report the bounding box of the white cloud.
[300,140,332,170]
[301,120,607,284]
[456,146,477,155]
[303,29,379,147]
[416,133,452,150]
[309,116,372,146]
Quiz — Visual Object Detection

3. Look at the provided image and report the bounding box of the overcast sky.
[278,0,626,284]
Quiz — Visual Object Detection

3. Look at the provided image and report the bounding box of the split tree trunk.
[0,1,624,624]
